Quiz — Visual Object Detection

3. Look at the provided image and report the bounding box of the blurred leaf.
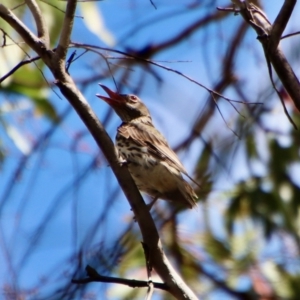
[79,2,115,46]
[262,262,297,299]
[31,96,59,122]
[2,82,59,122]
[245,131,258,159]
[230,230,259,259]
[226,176,300,240]
[5,124,31,154]
[196,140,211,175]
[203,233,231,263]
[194,141,213,200]
[117,230,146,277]
[0,45,25,82]
[0,140,5,169]
[269,139,298,184]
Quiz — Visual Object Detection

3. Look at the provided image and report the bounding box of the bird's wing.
[118,123,201,188]
[118,122,188,174]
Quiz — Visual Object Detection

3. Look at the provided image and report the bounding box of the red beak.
[96,84,124,105]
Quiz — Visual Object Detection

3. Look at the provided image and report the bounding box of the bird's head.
[96,84,151,122]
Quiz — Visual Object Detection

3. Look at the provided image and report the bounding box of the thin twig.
[11,2,26,11]
[216,7,237,13]
[149,0,157,10]
[40,0,84,19]
[0,55,40,83]
[97,51,118,92]
[71,265,168,291]
[211,92,239,137]
[0,28,7,46]
[281,31,300,39]
[265,55,297,129]
[0,4,51,64]
[142,242,154,299]
[71,42,262,106]
[146,281,154,300]
[0,29,51,94]
[66,50,76,73]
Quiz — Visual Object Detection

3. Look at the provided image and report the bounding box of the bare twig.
[25,0,50,46]
[174,22,250,151]
[0,106,72,213]
[0,4,52,65]
[54,0,76,62]
[40,0,66,14]
[146,281,155,300]
[0,28,7,46]
[211,92,239,137]
[72,265,168,291]
[134,7,228,56]
[66,50,76,72]
[281,30,300,39]
[0,55,41,83]
[0,27,54,97]
[96,51,118,91]
[149,0,157,10]
[266,59,297,129]
[141,242,154,299]
[71,42,260,107]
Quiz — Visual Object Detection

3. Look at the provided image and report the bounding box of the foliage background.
[1,0,300,299]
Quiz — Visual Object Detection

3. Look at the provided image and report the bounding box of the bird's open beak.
[96,84,124,105]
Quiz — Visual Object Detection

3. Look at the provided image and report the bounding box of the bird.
[96,84,198,209]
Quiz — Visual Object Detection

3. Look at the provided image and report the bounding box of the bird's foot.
[147,197,158,211]
[131,197,158,222]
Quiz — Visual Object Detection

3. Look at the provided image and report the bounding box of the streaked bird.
[97,84,198,209]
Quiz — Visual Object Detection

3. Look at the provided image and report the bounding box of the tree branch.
[25,0,50,47]
[0,55,41,83]
[54,0,76,63]
[71,42,256,106]
[271,0,297,48]
[227,1,300,115]
[71,265,169,291]
[0,4,52,65]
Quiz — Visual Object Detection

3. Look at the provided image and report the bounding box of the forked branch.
[219,1,300,126]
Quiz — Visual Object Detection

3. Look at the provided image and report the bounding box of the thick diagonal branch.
[56,79,198,300]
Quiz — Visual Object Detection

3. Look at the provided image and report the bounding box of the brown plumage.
[96,84,198,209]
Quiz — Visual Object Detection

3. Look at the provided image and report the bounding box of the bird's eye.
[129,95,138,102]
